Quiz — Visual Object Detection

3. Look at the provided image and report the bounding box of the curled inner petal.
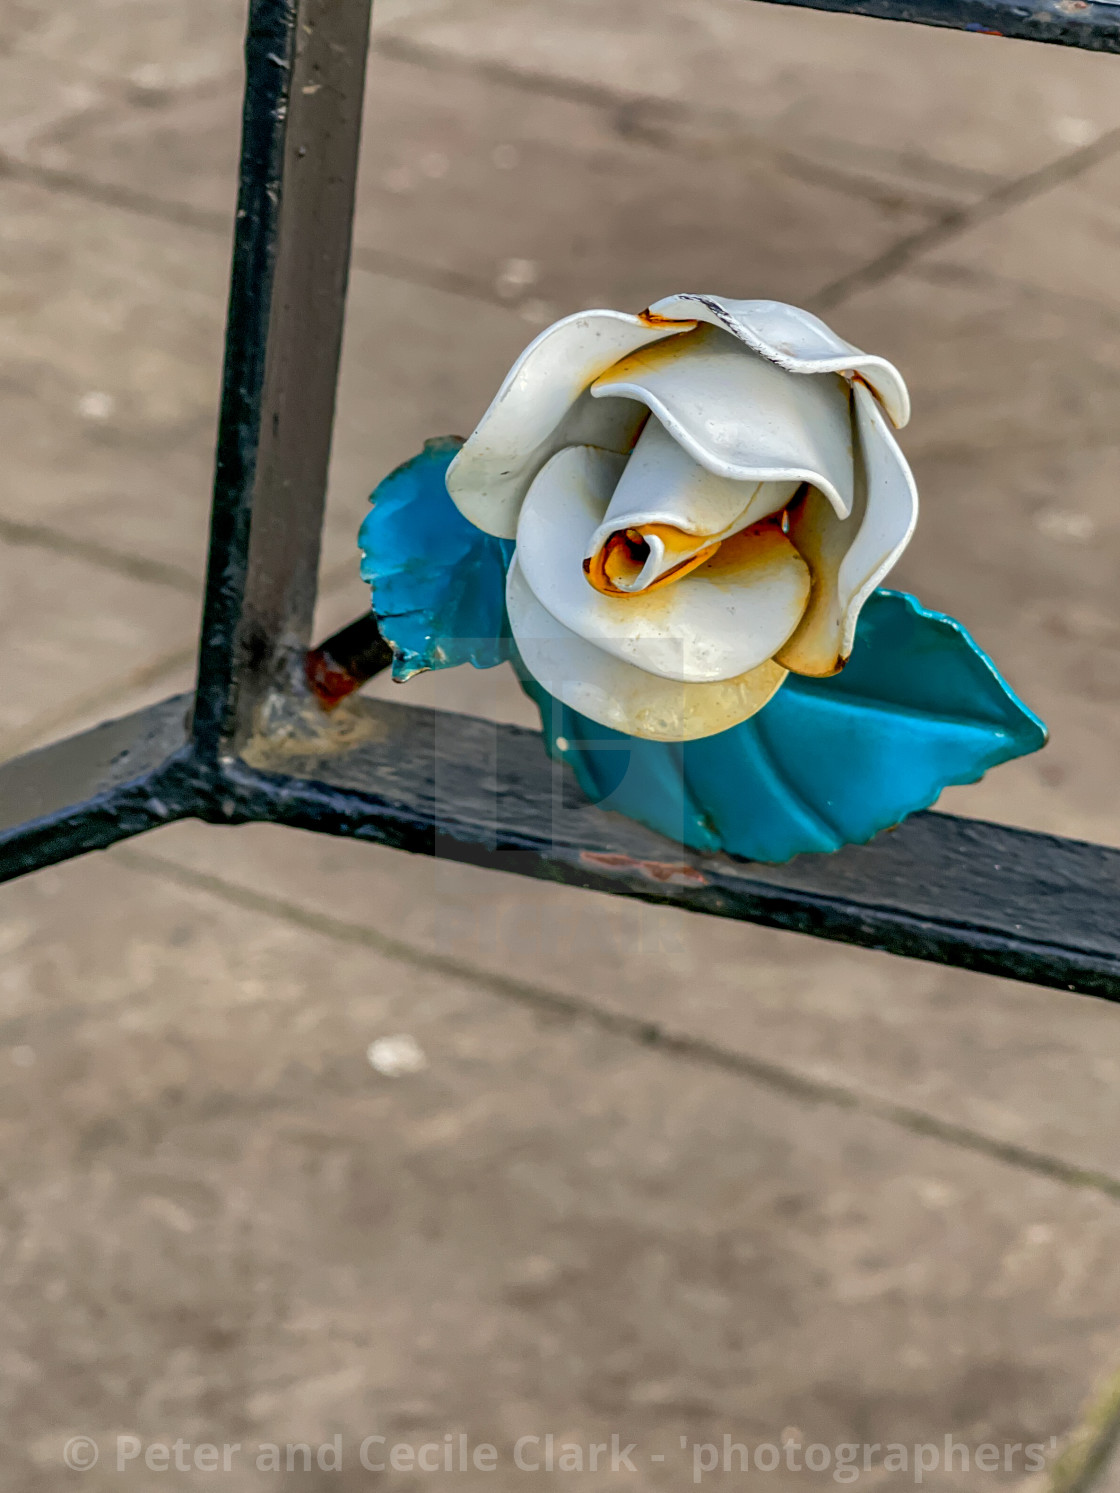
[517,445,810,683]
[584,524,721,596]
[579,405,811,598]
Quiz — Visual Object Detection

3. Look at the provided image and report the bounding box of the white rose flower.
[446,294,917,741]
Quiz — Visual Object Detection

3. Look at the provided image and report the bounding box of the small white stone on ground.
[77,391,115,421]
[367,1034,428,1077]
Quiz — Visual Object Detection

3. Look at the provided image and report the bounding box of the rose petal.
[776,381,918,677]
[445,309,694,538]
[585,416,801,590]
[516,444,811,683]
[507,558,788,741]
[647,294,910,428]
[590,325,856,517]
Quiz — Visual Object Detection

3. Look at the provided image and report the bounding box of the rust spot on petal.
[580,850,708,886]
[638,308,696,329]
[695,516,794,585]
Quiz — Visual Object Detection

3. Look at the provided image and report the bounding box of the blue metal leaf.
[358,437,514,681]
[523,591,1047,862]
[358,443,1047,863]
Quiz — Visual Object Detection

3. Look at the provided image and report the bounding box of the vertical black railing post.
[192,0,374,762]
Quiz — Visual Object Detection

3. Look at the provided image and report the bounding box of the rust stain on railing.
[580,850,708,886]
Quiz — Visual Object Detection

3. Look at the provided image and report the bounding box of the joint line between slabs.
[7,70,1120,324]
[0,514,198,592]
[813,125,1120,310]
[0,152,511,310]
[372,33,983,212]
[0,645,195,764]
[115,846,1120,1206]
[0,558,362,765]
[0,513,360,603]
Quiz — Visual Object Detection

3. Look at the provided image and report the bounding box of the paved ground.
[3,1,1120,1489]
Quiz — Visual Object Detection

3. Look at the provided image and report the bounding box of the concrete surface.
[2,0,1120,1488]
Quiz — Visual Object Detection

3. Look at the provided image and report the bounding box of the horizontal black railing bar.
[755,0,1120,50]
[0,696,199,882]
[218,699,1120,999]
[4,694,1112,998]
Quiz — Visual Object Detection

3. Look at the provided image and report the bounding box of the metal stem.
[305,614,393,708]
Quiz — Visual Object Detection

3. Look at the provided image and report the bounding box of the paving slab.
[378,0,1120,190]
[0,171,533,587]
[0,179,228,580]
[6,0,246,93]
[0,539,196,760]
[45,51,931,314]
[16,562,367,762]
[16,70,243,224]
[136,803,1120,1185]
[3,0,1120,1480]
[21,41,936,314]
[352,56,932,316]
[928,151,1120,318]
[0,52,113,159]
[3,849,1120,1492]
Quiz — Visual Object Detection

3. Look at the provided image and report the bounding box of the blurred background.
[3,0,1120,1487]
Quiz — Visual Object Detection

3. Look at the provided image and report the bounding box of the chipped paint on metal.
[580,849,709,886]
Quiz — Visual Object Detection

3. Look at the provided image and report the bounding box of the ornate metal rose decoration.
[358,296,1044,862]
[445,296,917,741]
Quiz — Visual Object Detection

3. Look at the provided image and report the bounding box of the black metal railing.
[1,0,1117,999]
